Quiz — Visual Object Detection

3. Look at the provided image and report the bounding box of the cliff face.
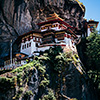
[0,0,85,36]
[0,0,85,59]
[0,47,98,100]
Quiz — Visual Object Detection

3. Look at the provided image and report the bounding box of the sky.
[79,0,100,30]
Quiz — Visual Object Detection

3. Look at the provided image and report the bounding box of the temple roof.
[87,20,99,28]
[37,18,79,32]
[37,13,79,32]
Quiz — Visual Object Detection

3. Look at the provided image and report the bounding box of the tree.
[86,27,100,71]
[85,27,100,99]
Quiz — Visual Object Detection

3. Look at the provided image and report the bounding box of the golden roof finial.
[46,12,64,21]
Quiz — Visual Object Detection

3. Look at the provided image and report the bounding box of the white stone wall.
[30,41,37,54]
[87,28,91,36]
[21,40,31,55]
[38,46,51,52]
[20,39,37,56]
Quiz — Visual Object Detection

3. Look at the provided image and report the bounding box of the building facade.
[4,13,99,69]
[87,20,99,36]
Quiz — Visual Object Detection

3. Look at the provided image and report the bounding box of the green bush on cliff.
[24,90,33,96]
[40,88,56,100]
[71,98,78,100]
[85,27,100,98]
[12,88,24,100]
[0,46,82,99]
[0,77,15,91]
[38,66,46,74]
[12,62,34,73]
[38,55,50,61]
[86,28,100,71]
[39,78,50,88]
[23,90,33,100]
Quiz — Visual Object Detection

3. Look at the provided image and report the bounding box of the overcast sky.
[79,0,100,29]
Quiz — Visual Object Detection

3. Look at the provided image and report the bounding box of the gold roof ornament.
[46,12,64,21]
[87,19,99,28]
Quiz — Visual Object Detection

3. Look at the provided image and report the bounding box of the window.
[56,24,58,27]
[27,43,29,48]
[25,44,26,49]
[22,45,24,49]
[29,42,31,47]
[37,38,38,41]
[36,43,38,47]
[38,38,40,42]
[33,37,35,40]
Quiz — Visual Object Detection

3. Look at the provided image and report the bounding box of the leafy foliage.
[0,46,82,100]
[86,29,100,71]
[0,77,15,91]
[24,90,33,96]
[40,88,56,100]
[39,78,50,88]
[85,27,100,99]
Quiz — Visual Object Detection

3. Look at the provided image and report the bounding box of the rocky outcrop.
[0,0,85,39]
[0,0,86,59]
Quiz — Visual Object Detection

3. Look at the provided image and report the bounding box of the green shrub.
[0,77,15,91]
[24,90,33,97]
[19,87,24,93]
[40,88,56,100]
[39,78,50,88]
[38,56,50,61]
[38,66,46,74]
